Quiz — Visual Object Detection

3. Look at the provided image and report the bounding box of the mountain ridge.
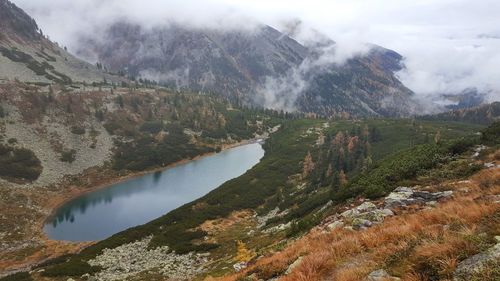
[76,20,420,118]
[0,0,121,84]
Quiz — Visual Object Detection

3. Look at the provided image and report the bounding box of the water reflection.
[44,143,264,242]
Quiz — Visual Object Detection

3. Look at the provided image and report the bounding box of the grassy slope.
[35,118,483,279]
[222,144,500,281]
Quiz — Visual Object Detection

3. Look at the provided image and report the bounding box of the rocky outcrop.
[88,237,210,281]
[384,186,453,208]
[323,186,454,233]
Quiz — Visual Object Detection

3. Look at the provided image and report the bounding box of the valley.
[0,0,499,280]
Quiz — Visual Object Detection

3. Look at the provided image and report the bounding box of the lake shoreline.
[40,135,267,242]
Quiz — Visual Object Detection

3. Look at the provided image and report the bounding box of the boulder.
[327,220,344,231]
[454,239,500,280]
[366,269,400,280]
[380,209,394,216]
[356,202,377,212]
[233,262,247,272]
[384,187,414,208]
[354,210,387,223]
[341,209,360,221]
[484,162,495,168]
[352,218,372,230]
[285,256,303,274]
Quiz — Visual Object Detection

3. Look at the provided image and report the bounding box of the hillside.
[216,126,500,281]
[0,0,120,84]
[9,117,485,281]
[0,79,285,275]
[76,21,419,118]
[0,2,498,281]
[419,102,500,125]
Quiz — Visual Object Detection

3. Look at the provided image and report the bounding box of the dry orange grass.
[213,167,500,281]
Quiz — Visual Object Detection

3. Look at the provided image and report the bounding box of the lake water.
[44,143,264,242]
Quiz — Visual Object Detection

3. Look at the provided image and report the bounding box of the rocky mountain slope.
[76,21,419,118]
[0,0,120,84]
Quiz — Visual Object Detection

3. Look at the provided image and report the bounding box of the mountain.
[76,22,420,118]
[419,101,500,125]
[0,0,120,84]
[442,88,487,110]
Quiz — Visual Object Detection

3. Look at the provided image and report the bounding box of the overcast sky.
[13,0,500,102]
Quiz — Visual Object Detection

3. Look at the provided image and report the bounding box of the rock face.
[454,236,500,281]
[76,21,419,118]
[88,237,210,281]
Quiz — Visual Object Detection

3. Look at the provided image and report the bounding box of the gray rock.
[454,241,500,280]
[380,209,394,216]
[327,221,344,231]
[352,218,372,230]
[394,186,413,193]
[425,201,437,207]
[285,256,303,274]
[385,186,453,208]
[484,162,495,168]
[356,202,377,212]
[366,269,400,280]
[341,209,360,220]
[233,262,247,273]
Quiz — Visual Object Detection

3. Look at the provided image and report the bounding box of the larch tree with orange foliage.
[302,151,315,178]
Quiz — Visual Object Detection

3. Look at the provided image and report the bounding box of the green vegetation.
[41,258,101,277]
[481,121,500,145]
[0,47,72,84]
[0,272,33,281]
[334,141,464,200]
[0,144,41,181]
[41,116,485,277]
[71,126,86,135]
[60,149,76,163]
[419,102,500,125]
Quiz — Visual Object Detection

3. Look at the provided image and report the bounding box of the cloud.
[12,0,500,104]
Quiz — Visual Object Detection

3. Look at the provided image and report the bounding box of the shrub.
[71,126,86,135]
[0,144,41,181]
[103,122,122,134]
[140,121,164,134]
[0,272,33,281]
[60,149,76,163]
[481,122,500,145]
[41,258,101,277]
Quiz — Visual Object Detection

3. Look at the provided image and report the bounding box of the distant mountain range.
[76,21,420,117]
[1,0,422,118]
